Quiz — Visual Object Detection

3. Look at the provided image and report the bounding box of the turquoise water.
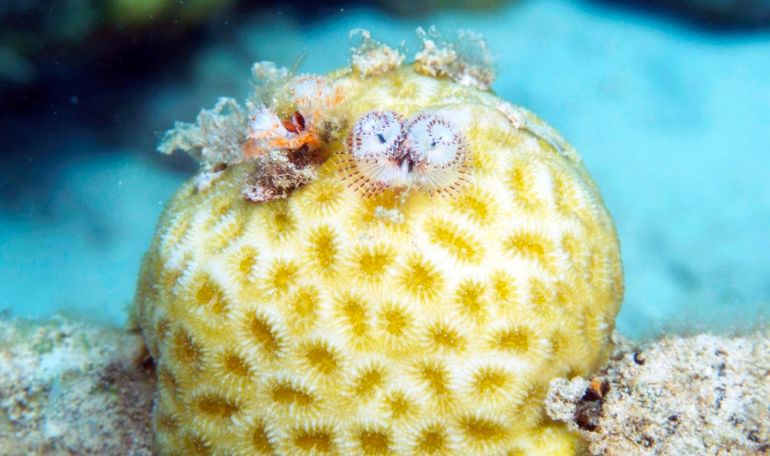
[1,0,769,339]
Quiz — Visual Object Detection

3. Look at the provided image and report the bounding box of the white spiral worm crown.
[344,110,408,196]
[345,110,468,196]
[404,112,469,194]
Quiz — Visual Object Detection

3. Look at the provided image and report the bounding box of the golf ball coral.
[136,30,623,456]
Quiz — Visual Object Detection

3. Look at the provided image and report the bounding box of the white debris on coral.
[0,316,154,455]
[289,74,342,116]
[157,97,248,190]
[373,206,405,224]
[248,61,291,109]
[493,99,526,130]
[546,332,770,455]
[372,190,410,224]
[493,99,582,163]
[414,27,495,91]
[251,61,290,84]
[349,29,405,77]
[192,165,227,192]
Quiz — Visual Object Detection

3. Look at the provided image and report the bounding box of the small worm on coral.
[342,110,469,197]
[289,75,342,112]
[246,106,295,154]
[240,76,345,202]
[404,112,469,195]
[245,76,342,159]
[343,110,409,197]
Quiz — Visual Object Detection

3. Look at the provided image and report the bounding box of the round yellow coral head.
[136,41,622,456]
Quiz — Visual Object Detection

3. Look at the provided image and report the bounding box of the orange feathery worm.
[242,138,265,159]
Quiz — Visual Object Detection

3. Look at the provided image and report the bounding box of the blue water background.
[1,0,769,339]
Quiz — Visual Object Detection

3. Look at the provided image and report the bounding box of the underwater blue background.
[1,0,768,339]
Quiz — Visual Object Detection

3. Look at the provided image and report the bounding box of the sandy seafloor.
[1,0,769,339]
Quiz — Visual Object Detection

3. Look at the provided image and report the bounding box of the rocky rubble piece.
[547,333,770,455]
[0,316,154,455]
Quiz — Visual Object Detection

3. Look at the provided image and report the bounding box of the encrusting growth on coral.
[137,28,624,455]
[414,27,495,91]
[242,146,329,203]
[157,97,249,191]
[158,62,343,200]
[350,29,406,77]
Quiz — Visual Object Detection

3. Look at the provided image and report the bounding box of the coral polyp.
[136,29,623,456]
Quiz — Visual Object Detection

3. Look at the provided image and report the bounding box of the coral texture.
[546,332,770,455]
[135,36,623,455]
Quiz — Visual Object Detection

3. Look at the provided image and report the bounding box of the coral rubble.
[0,316,154,456]
[546,332,770,455]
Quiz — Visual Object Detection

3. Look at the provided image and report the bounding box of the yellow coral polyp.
[136,51,622,455]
